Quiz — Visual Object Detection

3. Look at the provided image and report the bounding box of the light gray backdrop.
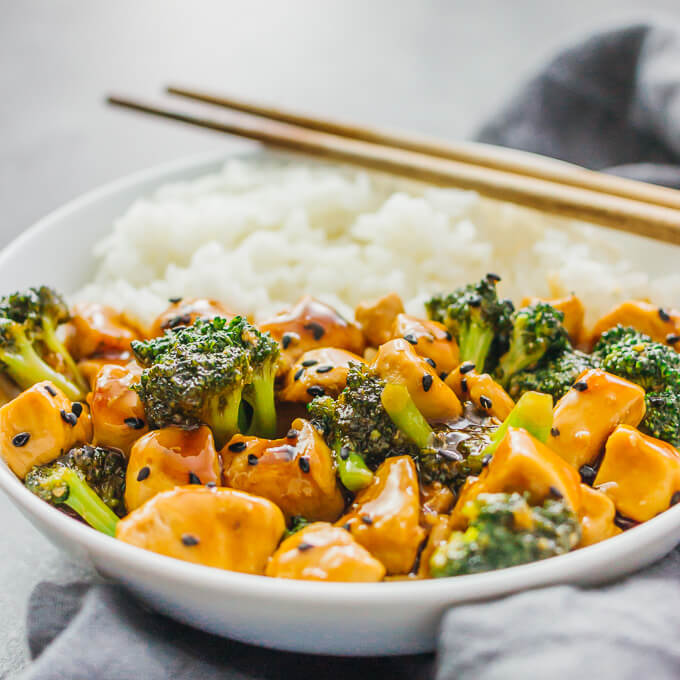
[2,1,680,676]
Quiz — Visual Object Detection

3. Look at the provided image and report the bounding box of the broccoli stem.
[58,467,119,536]
[208,395,243,449]
[482,391,553,458]
[0,333,84,401]
[40,318,88,394]
[381,383,434,449]
[496,347,544,389]
[245,373,277,439]
[334,442,374,492]
[460,322,494,373]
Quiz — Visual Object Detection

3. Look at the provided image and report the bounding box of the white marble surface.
[2,1,680,676]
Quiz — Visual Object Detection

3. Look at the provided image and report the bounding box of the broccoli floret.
[592,325,650,355]
[0,317,84,401]
[495,303,570,388]
[308,363,424,491]
[506,349,597,401]
[25,457,120,536]
[429,492,581,577]
[226,317,280,438]
[595,334,680,445]
[132,317,252,447]
[425,276,514,372]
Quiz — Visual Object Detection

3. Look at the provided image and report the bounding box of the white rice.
[74,157,680,328]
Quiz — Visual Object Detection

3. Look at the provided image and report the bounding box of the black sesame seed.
[670,491,680,506]
[467,294,482,308]
[549,486,563,499]
[124,417,145,430]
[60,409,77,426]
[44,385,57,397]
[293,367,305,381]
[486,273,501,283]
[342,522,352,531]
[659,308,671,322]
[297,542,313,552]
[361,514,373,525]
[461,377,468,392]
[301,359,318,367]
[303,322,325,341]
[339,446,350,460]
[137,466,150,482]
[648,393,666,406]
[439,371,448,381]
[228,441,247,453]
[286,428,299,440]
[481,454,492,467]
[181,534,200,547]
[71,402,83,418]
[188,472,202,485]
[479,395,492,409]
[573,380,588,392]
[550,427,560,437]
[307,385,325,397]
[205,481,217,488]
[459,362,475,374]
[422,374,433,392]
[11,432,30,447]
[167,313,192,328]
[168,297,182,304]
[247,454,259,466]
[444,331,453,341]
[316,365,333,374]
[298,456,311,473]
[281,333,294,349]
[424,357,436,368]
[579,464,597,485]
[667,334,680,344]
[403,333,418,345]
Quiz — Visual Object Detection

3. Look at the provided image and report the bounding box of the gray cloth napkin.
[20,21,680,680]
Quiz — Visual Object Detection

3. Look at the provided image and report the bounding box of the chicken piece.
[260,296,365,375]
[521,295,585,344]
[125,426,221,512]
[337,456,425,575]
[68,303,141,359]
[391,313,460,375]
[150,297,234,337]
[355,292,405,347]
[222,418,345,522]
[371,338,462,422]
[420,482,455,523]
[0,381,92,479]
[588,300,680,349]
[578,484,621,547]
[595,425,680,522]
[77,352,134,389]
[450,427,582,529]
[548,369,646,470]
[417,515,452,579]
[117,486,285,573]
[446,364,515,420]
[278,347,365,403]
[265,522,386,582]
[0,373,20,408]
[89,362,148,455]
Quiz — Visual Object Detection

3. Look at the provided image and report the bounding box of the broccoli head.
[133,317,252,447]
[495,303,570,388]
[25,452,121,536]
[308,362,427,491]
[594,329,680,445]
[429,492,581,577]
[425,276,514,372]
[0,286,87,394]
[506,349,597,401]
[0,316,84,401]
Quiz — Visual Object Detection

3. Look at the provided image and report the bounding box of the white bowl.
[1,151,679,656]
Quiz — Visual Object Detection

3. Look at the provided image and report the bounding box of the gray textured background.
[2,1,680,676]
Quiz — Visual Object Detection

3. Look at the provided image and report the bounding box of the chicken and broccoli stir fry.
[2,279,680,581]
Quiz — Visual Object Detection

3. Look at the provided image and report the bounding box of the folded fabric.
[21,20,680,680]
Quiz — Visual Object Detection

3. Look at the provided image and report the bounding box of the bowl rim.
[1,148,679,606]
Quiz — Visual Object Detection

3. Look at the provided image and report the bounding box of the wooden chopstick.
[107,94,680,245]
[166,84,680,212]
